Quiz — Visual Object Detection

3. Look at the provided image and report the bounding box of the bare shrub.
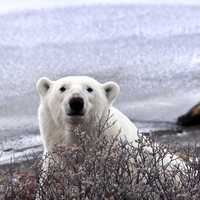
[1,117,200,200]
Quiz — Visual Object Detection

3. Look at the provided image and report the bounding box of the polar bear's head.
[37,76,120,126]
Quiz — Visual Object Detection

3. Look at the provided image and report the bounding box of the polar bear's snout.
[68,96,85,116]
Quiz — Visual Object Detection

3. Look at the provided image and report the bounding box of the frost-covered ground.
[1,4,200,164]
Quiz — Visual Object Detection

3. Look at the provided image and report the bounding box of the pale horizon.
[0,0,200,14]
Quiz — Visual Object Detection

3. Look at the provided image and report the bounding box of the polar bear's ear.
[103,81,120,103]
[37,77,52,97]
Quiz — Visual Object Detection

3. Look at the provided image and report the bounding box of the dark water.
[1,5,200,164]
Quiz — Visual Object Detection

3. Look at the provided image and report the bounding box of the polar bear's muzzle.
[66,96,85,116]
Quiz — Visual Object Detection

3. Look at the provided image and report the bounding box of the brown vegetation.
[0,123,200,200]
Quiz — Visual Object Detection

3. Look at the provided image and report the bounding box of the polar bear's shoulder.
[110,107,138,145]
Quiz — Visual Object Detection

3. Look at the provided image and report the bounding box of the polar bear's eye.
[60,86,66,92]
[86,87,93,93]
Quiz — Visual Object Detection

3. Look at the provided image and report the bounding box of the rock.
[177,102,200,126]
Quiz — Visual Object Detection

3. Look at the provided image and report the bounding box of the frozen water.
[1,5,200,164]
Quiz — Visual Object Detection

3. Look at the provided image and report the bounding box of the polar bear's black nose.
[69,97,84,114]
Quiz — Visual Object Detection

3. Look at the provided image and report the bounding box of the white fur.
[37,76,138,154]
[36,76,184,200]
[37,76,185,171]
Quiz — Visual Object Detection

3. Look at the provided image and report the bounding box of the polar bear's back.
[110,107,138,146]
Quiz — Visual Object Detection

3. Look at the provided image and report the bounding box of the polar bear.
[36,75,185,200]
[37,76,138,154]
